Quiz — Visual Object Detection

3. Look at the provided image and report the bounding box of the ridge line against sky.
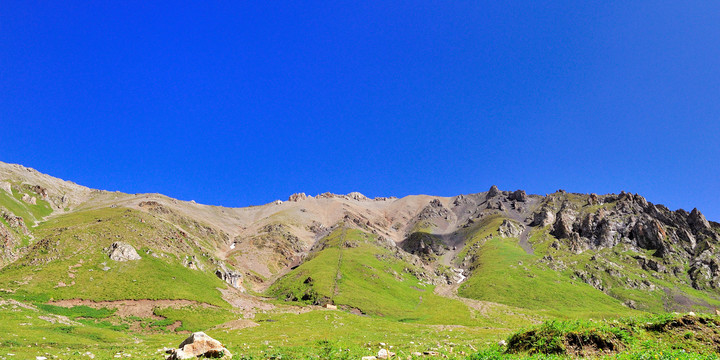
[1,159,718,223]
[1,2,718,220]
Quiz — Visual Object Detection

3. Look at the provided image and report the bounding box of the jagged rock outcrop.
[215,265,242,289]
[688,208,711,233]
[139,201,171,214]
[487,185,501,198]
[416,199,450,221]
[1,211,29,235]
[551,208,578,239]
[532,207,556,227]
[106,242,141,261]
[541,191,720,291]
[347,192,369,201]
[31,185,49,200]
[166,332,232,360]
[288,193,307,202]
[401,232,446,260]
[499,219,524,238]
[0,181,11,194]
[21,193,37,205]
[508,190,527,202]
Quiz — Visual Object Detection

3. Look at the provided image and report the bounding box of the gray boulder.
[106,242,141,261]
[687,208,711,233]
[288,193,307,202]
[508,190,527,202]
[487,185,501,198]
[499,219,524,238]
[166,332,232,360]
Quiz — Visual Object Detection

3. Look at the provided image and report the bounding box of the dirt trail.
[47,299,214,318]
[434,283,497,315]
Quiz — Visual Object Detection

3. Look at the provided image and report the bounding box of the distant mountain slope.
[1,161,719,318]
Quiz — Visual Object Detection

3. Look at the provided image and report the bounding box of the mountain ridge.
[2,159,720,317]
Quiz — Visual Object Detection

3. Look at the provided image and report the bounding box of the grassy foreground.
[2,290,720,360]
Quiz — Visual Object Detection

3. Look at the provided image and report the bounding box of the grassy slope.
[268,227,536,328]
[458,217,639,319]
[0,187,53,226]
[0,207,229,306]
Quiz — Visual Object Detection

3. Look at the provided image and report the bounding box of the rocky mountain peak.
[487,185,501,198]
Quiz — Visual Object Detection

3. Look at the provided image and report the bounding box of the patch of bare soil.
[213,319,260,330]
[219,288,274,318]
[47,299,215,319]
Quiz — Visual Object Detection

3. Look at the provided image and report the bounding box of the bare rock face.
[499,219,524,238]
[588,193,599,205]
[21,193,37,205]
[347,192,369,201]
[106,242,141,261]
[215,265,242,289]
[552,208,578,239]
[532,208,556,227]
[1,211,29,235]
[31,185,49,200]
[288,193,307,202]
[166,332,232,360]
[687,208,711,233]
[0,182,11,194]
[487,185,501,198]
[508,190,527,202]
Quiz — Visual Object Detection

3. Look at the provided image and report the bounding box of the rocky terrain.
[1,160,720,319]
[3,160,720,359]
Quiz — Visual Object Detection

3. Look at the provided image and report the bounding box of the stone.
[499,219,523,238]
[31,185,49,200]
[487,185,501,198]
[551,208,578,239]
[687,208,711,233]
[362,357,377,360]
[288,193,307,202]
[166,332,232,360]
[273,200,283,205]
[423,351,440,356]
[377,349,395,359]
[215,266,241,289]
[106,242,141,262]
[0,181,11,194]
[324,303,337,310]
[588,193,599,205]
[21,193,37,205]
[498,340,507,347]
[532,208,556,227]
[347,192,369,201]
[508,190,527,202]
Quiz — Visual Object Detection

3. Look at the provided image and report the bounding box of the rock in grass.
[166,332,232,359]
[106,242,141,262]
[377,348,395,359]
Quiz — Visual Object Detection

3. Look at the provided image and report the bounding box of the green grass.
[458,235,638,319]
[505,313,720,358]
[154,305,238,332]
[0,207,231,306]
[268,227,538,327]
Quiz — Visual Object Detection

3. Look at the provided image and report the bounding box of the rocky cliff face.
[534,191,720,291]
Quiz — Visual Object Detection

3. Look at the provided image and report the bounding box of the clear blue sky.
[1,2,719,220]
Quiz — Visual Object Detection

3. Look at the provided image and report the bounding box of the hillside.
[2,160,720,359]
